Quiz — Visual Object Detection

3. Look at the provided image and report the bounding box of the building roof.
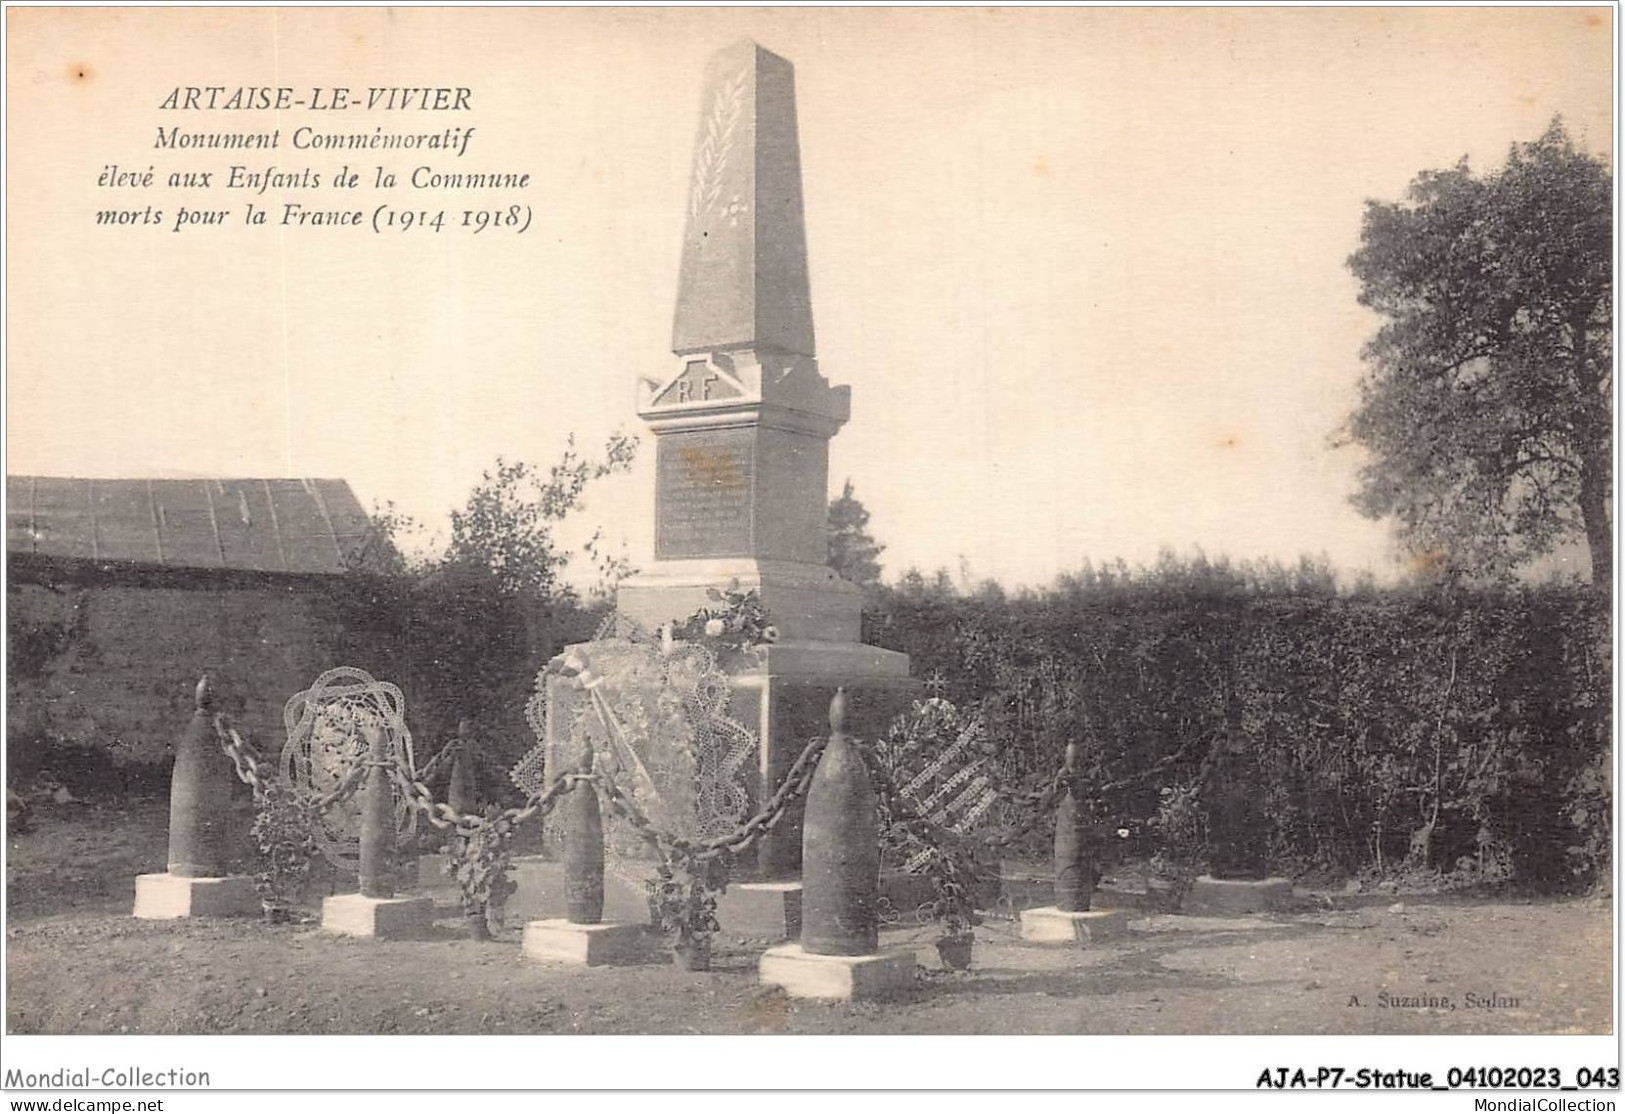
[7,476,372,576]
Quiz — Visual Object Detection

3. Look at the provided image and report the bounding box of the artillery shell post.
[322,722,434,938]
[759,689,917,999]
[133,676,259,919]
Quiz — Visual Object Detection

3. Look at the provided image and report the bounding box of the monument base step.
[997,867,1148,913]
[521,919,652,966]
[719,881,802,940]
[321,893,436,939]
[1181,875,1293,915]
[617,567,872,645]
[758,943,917,1001]
[1020,906,1131,944]
[133,872,259,919]
[510,858,656,924]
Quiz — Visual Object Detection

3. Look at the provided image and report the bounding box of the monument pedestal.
[321,893,435,939]
[758,943,917,1001]
[1020,906,1131,945]
[521,919,651,966]
[733,641,914,878]
[1182,875,1293,915]
[415,852,452,889]
[133,872,258,919]
[720,880,802,940]
[419,854,660,926]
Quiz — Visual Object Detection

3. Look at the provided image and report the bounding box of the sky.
[6,7,1614,591]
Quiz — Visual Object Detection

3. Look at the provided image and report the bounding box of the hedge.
[863,584,1611,892]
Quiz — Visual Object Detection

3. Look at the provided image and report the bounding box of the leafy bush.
[446,806,518,931]
[645,853,727,946]
[1147,781,1204,885]
[250,782,318,911]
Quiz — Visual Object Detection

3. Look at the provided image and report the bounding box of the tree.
[890,566,958,603]
[344,500,418,577]
[444,431,639,599]
[827,478,885,589]
[1344,121,1612,588]
[321,431,637,783]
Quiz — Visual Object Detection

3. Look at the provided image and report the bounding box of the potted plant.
[877,800,985,969]
[250,782,317,923]
[926,883,979,969]
[447,805,517,939]
[917,841,985,970]
[646,851,728,971]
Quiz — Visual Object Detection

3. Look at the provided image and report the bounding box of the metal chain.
[594,730,830,864]
[593,777,680,858]
[972,735,1201,852]
[216,708,590,841]
[388,763,590,839]
[697,731,828,857]
[213,714,273,794]
[590,724,1069,868]
[213,713,367,813]
[414,739,457,784]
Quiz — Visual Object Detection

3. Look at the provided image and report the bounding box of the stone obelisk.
[615,40,914,878]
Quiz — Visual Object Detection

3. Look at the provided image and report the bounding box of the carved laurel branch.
[689,67,747,222]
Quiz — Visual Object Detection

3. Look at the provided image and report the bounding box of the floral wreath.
[510,582,778,844]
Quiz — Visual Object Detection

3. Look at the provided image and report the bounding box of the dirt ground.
[5,799,1613,1035]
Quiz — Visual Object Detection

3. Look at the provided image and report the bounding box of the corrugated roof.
[7,477,372,575]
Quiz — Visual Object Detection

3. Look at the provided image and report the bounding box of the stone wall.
[8,577,344,785]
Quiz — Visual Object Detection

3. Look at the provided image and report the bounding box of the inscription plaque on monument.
[655,427,755,559]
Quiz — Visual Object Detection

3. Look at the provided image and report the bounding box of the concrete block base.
[133,872,259,919]
[1182,875,1293,915]
[521,919,651,966]
[719,881,802,940]
[1020,906,1131,944]
[758,943,917,1001]
[321,893,436,939]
